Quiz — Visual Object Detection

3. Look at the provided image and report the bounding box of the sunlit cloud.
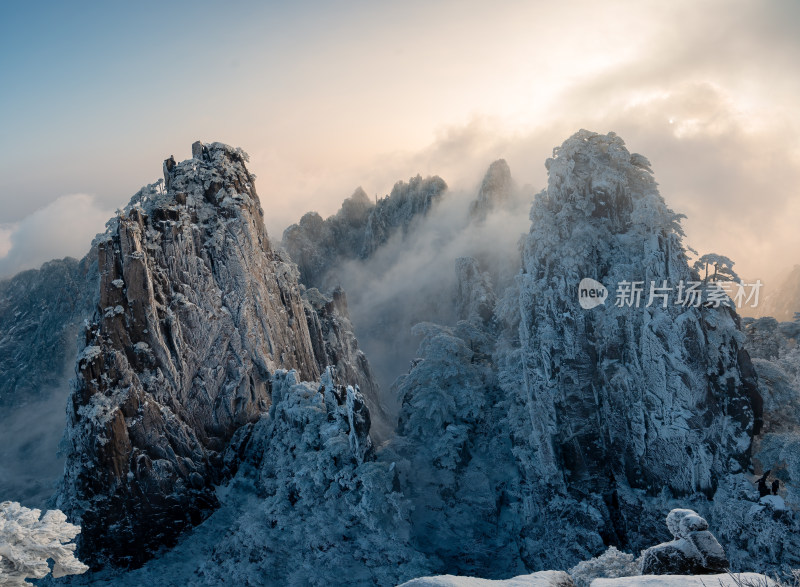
[0,226,12,258]
[0,194,113,278]
[0,0,797,289]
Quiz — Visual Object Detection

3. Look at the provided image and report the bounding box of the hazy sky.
[1,0,798,283]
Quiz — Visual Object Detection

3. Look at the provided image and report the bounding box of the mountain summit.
[56,142,377,568]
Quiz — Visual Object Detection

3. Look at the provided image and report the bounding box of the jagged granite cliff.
[56,142,379,569]
[302,286,391,440]
[495,131,763,565]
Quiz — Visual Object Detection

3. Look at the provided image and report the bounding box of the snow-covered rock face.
[743,316,800,508]
[508,130,760,498]
[55,142,352,568]
[361,175,448,258]
[639,509,728,575]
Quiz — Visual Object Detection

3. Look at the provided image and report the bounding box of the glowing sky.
[1,0,798,284]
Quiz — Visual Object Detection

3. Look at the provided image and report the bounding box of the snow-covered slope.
[197,369,430,586]
[399,571,574,587]
[591,575,779,587]
[399,573,779,587]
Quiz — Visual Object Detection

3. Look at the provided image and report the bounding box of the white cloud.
[0,194,113,279]
[0,226,12,258]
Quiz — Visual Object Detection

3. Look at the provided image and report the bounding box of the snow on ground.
[398,571,573,586]
[759,496,787,512]
[591,573,778,586]
[397,572,780,587]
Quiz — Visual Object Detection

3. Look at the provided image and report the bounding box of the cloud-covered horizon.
[1,0,798,287]
[0,194,113,279]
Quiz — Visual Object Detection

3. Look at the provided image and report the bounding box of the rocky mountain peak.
[511,130,760,499]
[56,142,342,568]
[469,158,512,221]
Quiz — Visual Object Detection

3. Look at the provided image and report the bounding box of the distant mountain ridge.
[761,264,800,321]
[282,175,448,290]
[0,255,97,407]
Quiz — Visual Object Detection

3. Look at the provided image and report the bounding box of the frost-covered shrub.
[568,546,639,587]
[201,370,431,586]
[0,501,88,586]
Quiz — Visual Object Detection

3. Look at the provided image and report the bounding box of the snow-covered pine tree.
[693,253,739,283]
